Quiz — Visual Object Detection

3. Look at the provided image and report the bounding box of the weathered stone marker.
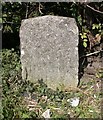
[20,15,79,90]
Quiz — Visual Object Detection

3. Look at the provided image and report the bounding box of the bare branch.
[80,50,103,58]
[39,3,43,14]
[86,5,103,14]
[25,3,29,19]
[3,22,20,25]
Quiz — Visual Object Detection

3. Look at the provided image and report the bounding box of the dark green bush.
[1,49,41,119]
[2,49,27,120]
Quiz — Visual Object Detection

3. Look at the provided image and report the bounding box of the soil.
[79,52,103,95]
[81,55,103,82]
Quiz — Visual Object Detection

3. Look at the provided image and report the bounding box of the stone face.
[20,15,79,90]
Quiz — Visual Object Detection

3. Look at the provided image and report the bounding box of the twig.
[3,22,20,24]
[25,3,29,19]
[86,5,103,15]
[39,3,43,14]
[80,50,103,58]
[64,86,95,100]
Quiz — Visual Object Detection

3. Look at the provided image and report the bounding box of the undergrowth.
[1,49,102,119]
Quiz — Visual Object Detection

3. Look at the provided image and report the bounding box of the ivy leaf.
[92,24,96,30]
[83,39,88,42]
[22,113,29,118]
[83,33,87,39]
[83,42,87,48]
[80,33,87,39]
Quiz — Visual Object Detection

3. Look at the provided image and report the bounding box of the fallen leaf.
[42,109,50,118]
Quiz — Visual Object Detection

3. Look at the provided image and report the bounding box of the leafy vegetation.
[2,2,103,50]
[1,49,102,119]
[1,2,103,119]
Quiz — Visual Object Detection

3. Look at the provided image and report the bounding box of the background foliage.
[2,2,103,51]
[1,2,103,119]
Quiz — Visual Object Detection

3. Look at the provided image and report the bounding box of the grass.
[1,49,102,119]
